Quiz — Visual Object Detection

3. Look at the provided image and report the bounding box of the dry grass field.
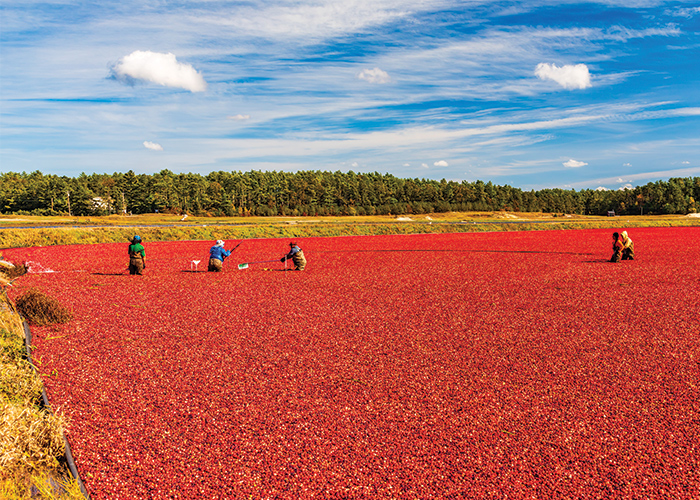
[1,212,698,250]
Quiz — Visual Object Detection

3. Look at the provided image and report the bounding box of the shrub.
[15,290,72,327]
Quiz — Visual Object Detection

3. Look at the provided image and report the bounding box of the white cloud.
[535,63,592,90]
[403,163,411,167]
[228,114,251,121]
[421,163,429,168]
[595,186,609,191]
[623,162,632,166]
[112,51,207,92]
[682,161,690,164]
[351,161,359,167]
[618,184,634,191]
[143,141,163,151]
[433,160,449,167]
[358,67,390,84]
[563,159,587,168]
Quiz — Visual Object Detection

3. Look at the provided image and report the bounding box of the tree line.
[1,170,698,217]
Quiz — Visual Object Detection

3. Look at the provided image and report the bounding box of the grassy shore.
[0,292,83,499]
[2,212,699,249]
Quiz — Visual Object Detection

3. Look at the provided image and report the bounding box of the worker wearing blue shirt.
[208,240,231,272]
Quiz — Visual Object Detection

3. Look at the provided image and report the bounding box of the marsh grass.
[1,472,85,500]
[0,308,41,409]
[15,290,73,327]
[0,404,67,476]
[0,298,84,499]
[1,213,698,249]
[1,361,43,406]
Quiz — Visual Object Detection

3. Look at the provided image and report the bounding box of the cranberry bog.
[6,227,699,499]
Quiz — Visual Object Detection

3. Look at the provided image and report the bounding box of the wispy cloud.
[566,166,700,190]
[192,104,697,161]
[665,7,700,18]
[228,114,251,121]
[602,24,681,42]
[197,0,452,42]
[111,51,207,92]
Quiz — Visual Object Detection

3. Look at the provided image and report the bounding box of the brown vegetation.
[15,290,73,327]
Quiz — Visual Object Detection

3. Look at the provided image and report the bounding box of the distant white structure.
[91,197,113,212]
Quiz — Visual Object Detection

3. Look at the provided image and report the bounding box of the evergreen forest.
[1,170,698,217]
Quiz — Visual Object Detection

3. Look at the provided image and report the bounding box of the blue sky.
[1,0,699,190]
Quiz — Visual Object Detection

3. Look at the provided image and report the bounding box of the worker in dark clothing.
[610,232,623,263]
[208,240,231,272]
[128,235,146,275]
[281,242,306,271]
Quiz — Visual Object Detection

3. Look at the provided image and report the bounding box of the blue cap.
[133,235,141,242]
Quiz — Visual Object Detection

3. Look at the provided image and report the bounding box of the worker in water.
[128,235,146,275]
[208,240,231,272]
[620,230,635,260]
[610,232,623,263]
[281,241,306,271]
